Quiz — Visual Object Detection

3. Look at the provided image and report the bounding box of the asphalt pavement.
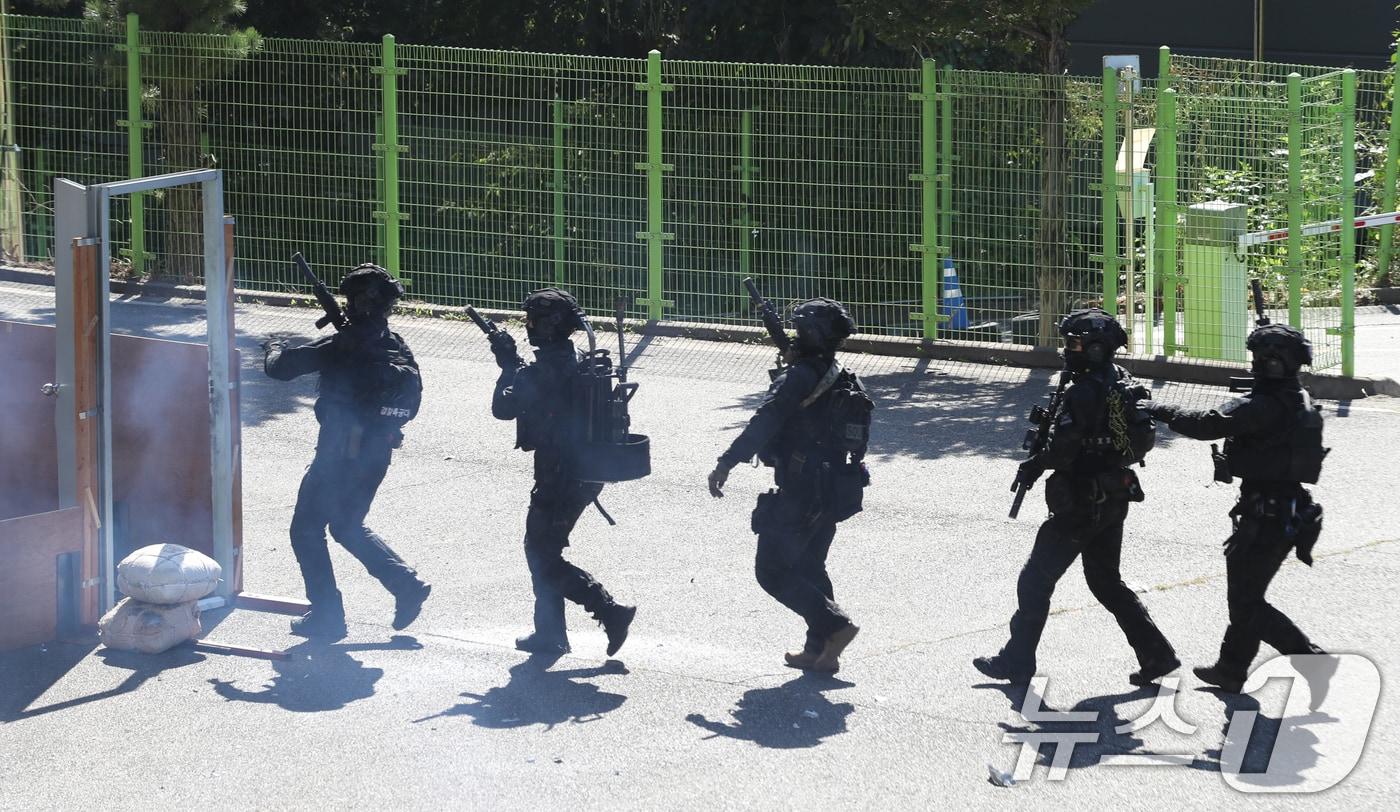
[1,280,1397,809]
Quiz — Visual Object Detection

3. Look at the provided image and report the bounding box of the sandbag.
[116,543,221,605]
[98,598,202,654]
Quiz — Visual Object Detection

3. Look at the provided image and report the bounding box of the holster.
[1211,443,1232,484]
[1226,490,1296,556]
[751,490,779,535]
[1291,501,1324,566]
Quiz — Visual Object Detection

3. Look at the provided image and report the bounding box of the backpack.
[1103,372,1156,465]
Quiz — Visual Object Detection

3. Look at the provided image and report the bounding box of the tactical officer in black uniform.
[264,264,432,640]
[976,308,1179,686]
[1149,323,1326,693]
[490,287,637,657]
[708,298,872,673]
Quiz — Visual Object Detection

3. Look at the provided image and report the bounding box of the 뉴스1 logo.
[990,654,1380,793]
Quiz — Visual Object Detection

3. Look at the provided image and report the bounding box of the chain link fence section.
[665,60,920,334]
[396,47,647,318]
[1168,55,1380,370]
[5,15,127,263]
[942,70,1109,345]
[139,33,381,292]
[5,13,1397,373]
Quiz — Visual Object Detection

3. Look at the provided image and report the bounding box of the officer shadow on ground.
[0,642,204,722]
[414,654,628,730]
[977,680,1157,772]
[207,634,422,712]
[685,673,856,749]
[857,358,1187,462]
[1190,687,1324,789]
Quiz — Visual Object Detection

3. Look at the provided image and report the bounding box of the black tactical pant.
[290,429,419,612]
[752,489,852,649]
[524,478,615,641]
[999,488,1174,674]
[1214,515,1316,679]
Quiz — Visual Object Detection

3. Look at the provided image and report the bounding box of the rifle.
[1229,279,1271,392]
[1009,371,1070,519]
[293,252,348,332]
[742,277,790,378]
[465,304,500,338]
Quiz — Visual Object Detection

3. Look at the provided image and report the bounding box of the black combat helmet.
[340,263,404,320]
[1058,307,1127,371]
[522,287,583,346]
[790,297,855,356]
[1246,323,1312,380]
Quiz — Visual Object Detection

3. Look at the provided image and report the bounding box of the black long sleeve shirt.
[492,339,578,481]
[718,357,829,469]
[264,318,419,429]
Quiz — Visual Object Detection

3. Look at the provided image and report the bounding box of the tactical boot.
[1193,663,1245,694]
[600,604,637,657]
[784,649,823,671]
[1129,654,1182,687]
[515,631,571,656]
[812,623,860,673]
[291,608,348,641]
[973,654,1033,684]
[391,579,432,631]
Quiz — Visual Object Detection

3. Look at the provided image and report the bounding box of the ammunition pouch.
[1044,473,1077,515]
[1093,468,1145,503]
[822,460,870,523]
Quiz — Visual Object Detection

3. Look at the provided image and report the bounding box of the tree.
[84,1,260,280]
[848,0,1096,344]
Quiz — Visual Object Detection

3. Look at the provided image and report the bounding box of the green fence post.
[1102,65,1120,317]
[635,50,672,320]
[373,114,385,267]
[552,95,566,286]
[939,66,953,258]
[33,147,48,253]
[910,59,940,340]
[1156,85,1179,355]
[1287,73,1304,327]
[121,12,146,275]
[1378,73,1400,285]
[0,5,23,262]
[373,34,406,283]
[737,107,755,281]
[1340,69,1357,376]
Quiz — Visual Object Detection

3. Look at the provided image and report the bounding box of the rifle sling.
[800,361,844,409]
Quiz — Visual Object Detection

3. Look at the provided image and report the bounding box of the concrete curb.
[4,264,1396,400]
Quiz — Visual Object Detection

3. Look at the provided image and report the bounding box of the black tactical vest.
[1225,388,1327,484]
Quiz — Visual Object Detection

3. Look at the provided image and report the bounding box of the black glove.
[1016,458,1045,487]
[1146,403,1174,421]
[707,459,735,498]
[489,331,521,370]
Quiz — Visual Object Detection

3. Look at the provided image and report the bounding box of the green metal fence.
[2,13,1394,373]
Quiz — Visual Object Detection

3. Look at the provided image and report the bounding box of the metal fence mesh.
[666,61,920,333]
[4,16,126,261]
[3,15,1394,373]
